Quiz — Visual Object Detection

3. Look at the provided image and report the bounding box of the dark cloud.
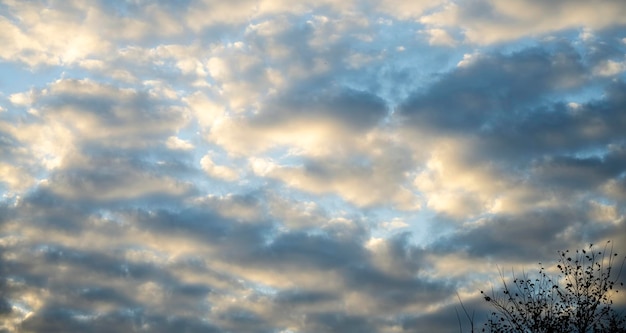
[0,248,12,320]
[401,295,493,333]
[10,243,166,287]
[255,230,450,311]
[431,207,625,262]
[382,232,427,275]
[240,15,395,128]
[46,154,195,203]
[479,82,626,160]
[0,129,20,159]
[274,289,337,306]
[530,145,626,190]
[255,231,368,270]
[249,87,389,131]
[303,312,373,333]
[15,188,97,232]
[217,307,271,333]
[398,45,586,133]
[21,307,222,333]
[4,192,455,331]
[345,264,451,308]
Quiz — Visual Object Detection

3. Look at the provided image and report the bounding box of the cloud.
[371,0,444,20]
[0,1,111,66]
[477,81,626,160]
[0,78,191,198]
[420,0,626,44]
[165,136,194,151]
[20,308,222,333]
[0,163,36,192]
[10,79,188,150]
[266,195,329,229]
[380,217,409,230]
[1,191,451,331]
[593,58,626,76]
[45,156,193,202]
[200,155,239,182]
[274,289,337,306]
[396,43,626,221]
[195,193,264,223]
[420,28,457,46]
[253,154,419,209]
[433,206,625,264]
[0,1,200,67]
[399,46,586,132]
[209,87,389,155]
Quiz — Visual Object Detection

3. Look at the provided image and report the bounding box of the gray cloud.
[20,307,222,333]
[399,45,587,133]
[479,82,626,160]
[433,207,625,263]
[274,289,337,306]
[530,145,626,191]
[401,296,493,333]
[302,312,373,333]
[252,87,389,131]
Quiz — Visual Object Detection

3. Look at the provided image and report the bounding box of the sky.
[1,0,626,332]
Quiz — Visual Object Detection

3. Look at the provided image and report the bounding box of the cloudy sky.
[1,0,626,332]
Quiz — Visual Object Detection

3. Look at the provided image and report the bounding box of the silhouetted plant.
[480,241,626,333]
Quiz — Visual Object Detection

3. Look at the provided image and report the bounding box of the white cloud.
[421,0,626,44]
[201,155,239,181]
[456,53,480,67]
[184,92,226,129]
[209,117,345,156]
[166,136,194,150]
[421,28,457,46]
[249,157,278,176]
[593,59,626,77]
[380,218,409,230]
[9,92,33,106]
[412,138,518,217]
[0,2,112,66]
[374,0,444,19]
[579,28,595,41]
[0,162,36,192]
[257,159,419,209]
[206,57,232,81]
